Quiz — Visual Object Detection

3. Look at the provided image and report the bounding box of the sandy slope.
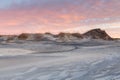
[0,40,120,80]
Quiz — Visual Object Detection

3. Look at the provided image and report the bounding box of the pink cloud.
[0,0,119,37]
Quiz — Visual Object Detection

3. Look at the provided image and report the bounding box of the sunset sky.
[0,0,120,38]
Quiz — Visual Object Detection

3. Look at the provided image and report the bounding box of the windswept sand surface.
[0,40,120,80]
[0,48,33,56]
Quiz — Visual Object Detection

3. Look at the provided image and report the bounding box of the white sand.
[0,40,120,80]
[0,48,34,56]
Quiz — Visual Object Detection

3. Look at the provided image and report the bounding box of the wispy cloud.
[0,0,119,37]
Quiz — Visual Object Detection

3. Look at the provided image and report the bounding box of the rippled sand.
[0,40,120,80]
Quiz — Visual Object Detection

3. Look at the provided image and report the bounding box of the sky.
[0,0,120,38]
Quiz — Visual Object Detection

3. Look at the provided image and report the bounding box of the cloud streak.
[0,0,119,37]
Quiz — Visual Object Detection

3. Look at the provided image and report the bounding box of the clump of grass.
[18,33,29,40]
